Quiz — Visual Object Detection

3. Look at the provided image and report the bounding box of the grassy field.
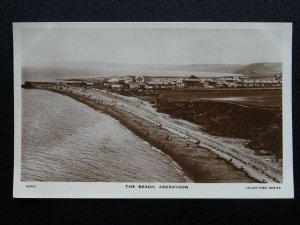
[156,88,282,109]
[122,88,283,158]
[126,88,282,158]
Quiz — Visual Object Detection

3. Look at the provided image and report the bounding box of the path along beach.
[30,84,283,183]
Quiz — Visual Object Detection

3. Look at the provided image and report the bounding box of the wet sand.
[40,87,255,183]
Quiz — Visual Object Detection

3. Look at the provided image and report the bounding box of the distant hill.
[159,62,282,76]
[234,63,282,76]
[147,62,281,77]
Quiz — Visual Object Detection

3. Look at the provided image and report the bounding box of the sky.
[21,27,283,66]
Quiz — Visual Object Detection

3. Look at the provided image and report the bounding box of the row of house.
[76,74,282,91]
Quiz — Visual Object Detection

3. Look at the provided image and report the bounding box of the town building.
[183,75,201,88]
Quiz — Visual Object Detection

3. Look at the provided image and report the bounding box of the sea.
[21,89,188,182]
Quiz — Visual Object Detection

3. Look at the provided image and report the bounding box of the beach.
[24,83,283,183]
[45,88,256,182]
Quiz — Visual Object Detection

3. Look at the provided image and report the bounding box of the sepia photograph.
[13,22,293,198]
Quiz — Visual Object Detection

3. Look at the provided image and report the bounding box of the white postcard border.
[13,22,294,198]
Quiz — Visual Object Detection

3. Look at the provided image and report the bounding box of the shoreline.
[32,87,256,183]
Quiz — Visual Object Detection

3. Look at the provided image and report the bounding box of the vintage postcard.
[13,22,293,198]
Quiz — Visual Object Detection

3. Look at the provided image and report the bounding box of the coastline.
[31,87,256,183]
